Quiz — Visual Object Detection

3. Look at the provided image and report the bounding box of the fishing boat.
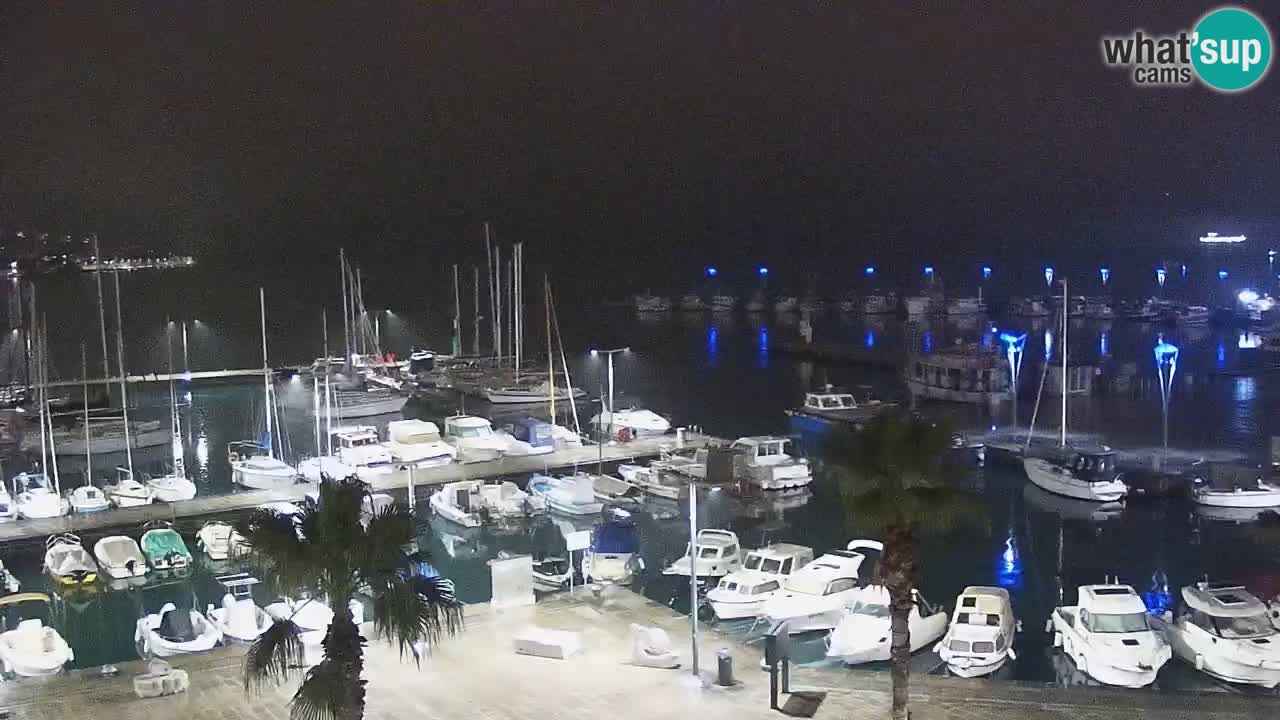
[68,484,110,513]
[730,436,812,490]
[827,586,948,664]
[141,524,193,573]
[661,529,743,579]
[707,544,814,621]
[936,586,1018,677]
[759,540,882,633]
[1190,464,1280,509]
[135,603,223,657]
[14,473,69,519]
[862,293,897,315]
[528,474,604,516]
[442,415,507,463]
[93,535,148,582]
[0,594,74,676]
[384,419,455,467]
[1023,451,1127,503]
[196,521,246,561]
[582,510,642,584]
[1152,582,1280,688]
[1049,584,1171,687]
[429,481,484,528]
[786,389,896,427]
[43,534,98,586]
[904,345,1010,405]
[206,574,271,643]
[590,407,671,438]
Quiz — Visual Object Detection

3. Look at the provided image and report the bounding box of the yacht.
[442,415,507,463]
[384,419,455,467]
[590,407,671,438]
[730,436,812,490]
[1152,582,1280,688]
[903,296,931,315]
[785,389,896,427]
[936,586,1018,677]
[14,473,69,519]
[582,510,642,584]
[661,529,743,579]
[528,474,604,516]
[40,418,169,455]
[759,540,882,633]
[904,346,1010,405]
[486,380,585,405]
[330,386,406,418]
[1050,584,1171,687]
[945,297,984,316]
[1023,450,1127,503]
[43,534,98,586]
[1172,305,1212,326]
[229,441,299,490]
[707,544,814,620]
[429,481,483,528]
[862,293,897,315]
[329,425,394,475]
[827,586,948,664]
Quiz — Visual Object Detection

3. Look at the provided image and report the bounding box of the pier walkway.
[0,433,719,544]
[2,585,1268,720]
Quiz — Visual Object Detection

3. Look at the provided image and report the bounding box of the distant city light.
[1154,339,1180,367]
[1100,332,1109,356]
[864,329,875,349]
[1099,267,1110,285]
[1180,263,1187,278]
[757,266,768,277]
[982,265,992,279]
[1156,267,1166,287]
[705,266,718,278]
[923,265,935,278]
[1218,270,1229,281]
[1199,232,1246,244]
[864,266,876,276]
[1044,266,1054,287]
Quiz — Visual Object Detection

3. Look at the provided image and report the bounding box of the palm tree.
[236,478,462,720]
[828,413,985,720]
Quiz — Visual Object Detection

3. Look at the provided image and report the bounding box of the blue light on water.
[864,266,876,277]
[758,326,769,352]
[1100,332,1109,356]
[1044,266,1055,287]
[982,265,992,279]
[757,266,769,277]
[981,331,992,349]
[706,326,719,366]
[864,329,875,349]
[924,265,935,278]
[1218,269,1229,281]
[1099,266,1110,285]
[995,531,1023,590]
[1217,340,1226,369]
[1181,264,1187,278]
[923,330,933,353]
[705,266,718,278]
[1043,328,1053,360]
[1141,572,1172,616]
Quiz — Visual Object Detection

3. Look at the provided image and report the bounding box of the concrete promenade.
[0,433,717,544]
[1,586,1273,720]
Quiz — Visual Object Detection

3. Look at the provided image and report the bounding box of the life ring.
[228,452,240,463]
[615,427,634,443]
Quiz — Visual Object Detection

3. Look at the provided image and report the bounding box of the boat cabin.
[408,350,435,376]
[445,415,496,439]
[781,543,881,596]
[742,543,814,578]
[945,586,1015,657]
[331,425,380,450]
[1068,451,1120,482]
[804,392,861,412]
[731,436,800,467]
[678,530,740,565]
[387,419,444,445]
[1176,583,1276,639]
[508,417,554,449]
[1068,585,1151,633]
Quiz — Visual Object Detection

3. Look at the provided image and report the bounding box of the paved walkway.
[2,587,1274,720]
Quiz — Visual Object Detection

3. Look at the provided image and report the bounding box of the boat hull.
[1193,489,1280,508]
[943,654,1009,678]
[334,396,406,417]
[1023,458,1126,503]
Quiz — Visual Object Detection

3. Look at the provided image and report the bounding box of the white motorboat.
[730,436,812,490]
[141,526,193,572]
[135,603,223,657]
[588,473,643,505]
[264,596,364,666]
[330,425,393,473]
[479,481,546,518]
[206,575,271,643]
[486,380,585,405]
[1191,464,1280,509]
[862,293,897,315]
[43,534,98,587]
[104,469,155,508]
[634,293,671,312]
[0,560,19,594]
[93,535,149,581]
[528,474,604,516]
[619,465,687,500]
[582,511,642,585]
[429,481,484,528]
[936,586,1018,677]
[0,482,15,522]
[14,473,69,519]
[661,529,743,579]
[827,586,948,665]
[0,593,74,676]
[298,454,357,483]
[68,484,110,513]
[1050,584,1171,687]
[1023,451,1127,503]
[384,419,456,467]
[196,521,247,561]
[945,297,985,315]
[590,408,671,438]
[1173,305,1212,326]
[1152,582,1280,688]
[707,544,814,621]
[786,390,896,427]
[443,415,507,463]
[759,540,883,633]
[147,473,197,502]
[904,295,931,315]
[229,442,299,489]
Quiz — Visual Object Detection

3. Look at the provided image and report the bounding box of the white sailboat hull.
[1023,458,1126,502]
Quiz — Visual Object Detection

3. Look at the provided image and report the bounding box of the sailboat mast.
[495,244,503,364]
[92,235,111,381]
[485,223,496,357]
[30,286,46,478]
[452,264,461,355]
[549,283,581,435]
[165,317,182,475]
[546,275,555,419]
[514,242,522,379]
[1060,278,1067,448]
[507,256,515,375]
[356,268,366,357]
[260,287,273,460]
[42,318,60,495]
[82,344,91,486]
[472,265,480,356]
[340,249,351,363]
[113,272,134,476]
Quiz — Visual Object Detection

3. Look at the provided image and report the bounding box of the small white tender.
[936,586,1018,678]
[1050,584,1171,688]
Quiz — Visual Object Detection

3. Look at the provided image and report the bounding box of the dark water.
[4,269,1280,695]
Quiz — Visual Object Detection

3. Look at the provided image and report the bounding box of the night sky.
[2,2,1277,287]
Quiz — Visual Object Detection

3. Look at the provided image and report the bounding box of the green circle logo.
[1192,7,1272,92]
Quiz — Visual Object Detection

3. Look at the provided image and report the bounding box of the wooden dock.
[0,432,720,545]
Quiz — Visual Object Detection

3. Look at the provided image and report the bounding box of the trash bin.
[717,648,734,686]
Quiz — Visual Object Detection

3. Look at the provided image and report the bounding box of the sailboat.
[147,321,197,502]
[230,289,299,489]
[101,275,154,508]
[68,346,109,513]
[17,292,68,519]
[1022,278,1128,503]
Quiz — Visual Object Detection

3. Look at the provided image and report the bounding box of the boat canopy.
[593,521,638,554]
[1181,583,1270,618]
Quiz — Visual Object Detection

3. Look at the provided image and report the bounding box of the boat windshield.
[744,553,763,571]
[849,600,891,618]
[1085,612,1150,633]
[1211,613,1276,639]
[759,557,783,574]
[455,425,492,438]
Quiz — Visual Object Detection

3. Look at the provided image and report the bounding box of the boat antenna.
[43,316,61,495]
[113,271,134,477]
[260,287,273,461]
[1060,278,1067,448]
[82,344,92,487]
[92,235,111,380]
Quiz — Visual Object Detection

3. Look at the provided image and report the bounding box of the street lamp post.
[1000,332,1026,427]
[1154,337,1179,451]
[590,347,630,442]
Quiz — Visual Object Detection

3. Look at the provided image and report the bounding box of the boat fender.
[1195,654,1204,671]
[1044,618,1053,633]
[1053,631,1063,649]
[1007,647,1017,661]
[228,452,240,464]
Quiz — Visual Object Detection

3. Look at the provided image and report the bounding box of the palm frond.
[237,507,319,596]
[243,617,305,694]
[372,574,463,663]
[903,485,988,534]
[290,658,365,720]
[359,500,417,591]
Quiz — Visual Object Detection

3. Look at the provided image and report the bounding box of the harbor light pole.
[1154,337,1179,451]
[688,474,699,680]
[590,347,630,442]
[999,332,1026,427]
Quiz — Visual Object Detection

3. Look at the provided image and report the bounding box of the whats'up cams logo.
[1102,6,1272,92]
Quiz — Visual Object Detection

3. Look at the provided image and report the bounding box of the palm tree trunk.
[882,523,915,720]
[323,598,367,720]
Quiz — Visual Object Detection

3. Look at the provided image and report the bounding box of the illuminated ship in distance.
[79,255,196,272]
